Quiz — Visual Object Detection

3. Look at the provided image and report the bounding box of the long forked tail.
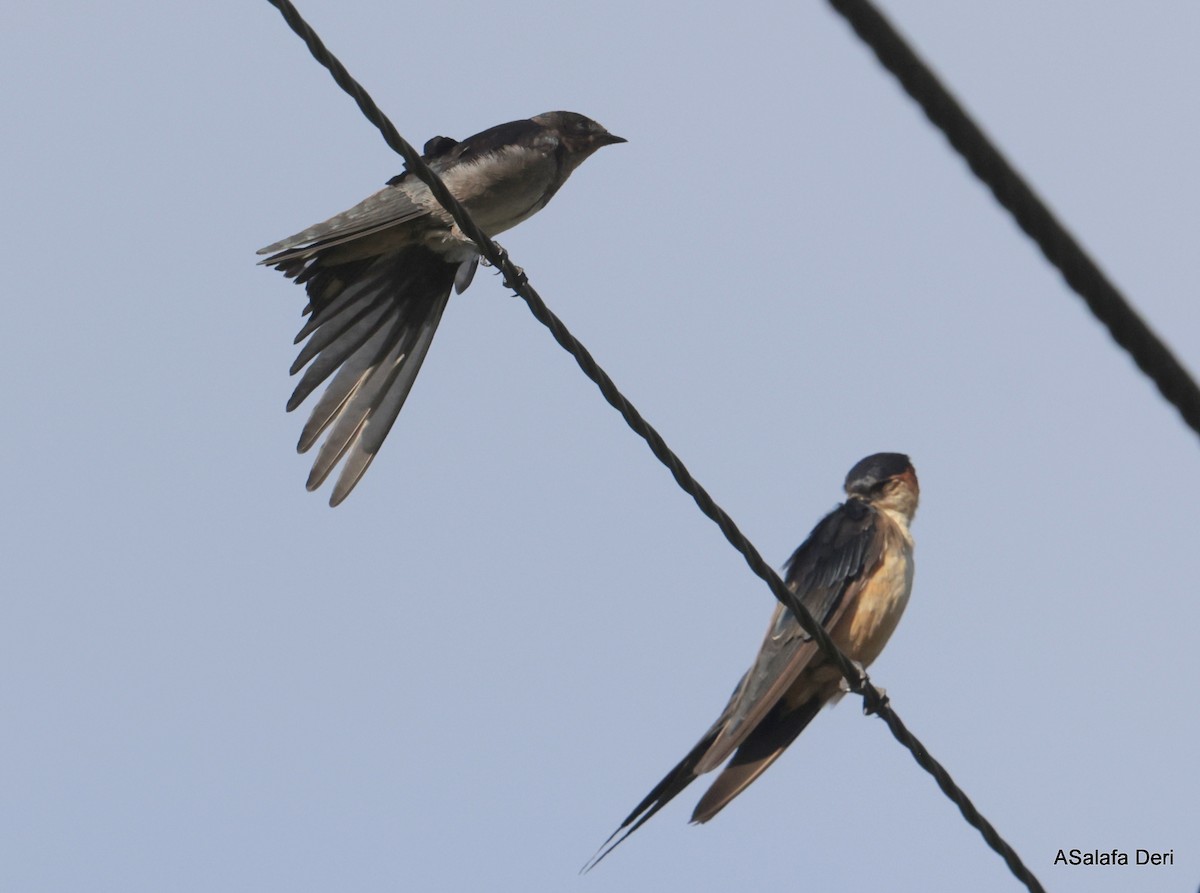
[266,244,458,505]
[581,730,718,873]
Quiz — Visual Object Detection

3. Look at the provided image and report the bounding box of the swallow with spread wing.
[258,111,625,505]
[587,452,919,869]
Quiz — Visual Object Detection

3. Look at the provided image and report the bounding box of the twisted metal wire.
[830,0,1200,441]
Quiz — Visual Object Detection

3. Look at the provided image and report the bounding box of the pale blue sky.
[3,2,1198,891]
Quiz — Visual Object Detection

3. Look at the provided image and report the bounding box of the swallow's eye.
[876,479,898,495]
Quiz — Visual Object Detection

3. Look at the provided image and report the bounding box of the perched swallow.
[258,111,625,505]
[586,452,919,869]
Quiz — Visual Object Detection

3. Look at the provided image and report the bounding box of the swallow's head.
[844,452,919,521]
[533,111,626,160]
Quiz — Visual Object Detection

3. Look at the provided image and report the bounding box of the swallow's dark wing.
[694,497,882,770]
[256,182,435,261]
[258,133,476,259]
[687,499,886,819]
[690,687,827,824]
[434,118,548,166]
[584,499,883,869]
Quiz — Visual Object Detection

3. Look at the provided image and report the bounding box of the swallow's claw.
[481,245,528,290]
[501,266,527,290]
[838,659,870,695]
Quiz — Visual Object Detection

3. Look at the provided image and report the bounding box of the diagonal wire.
[262,2,1045,890]
[829,0,1200,441]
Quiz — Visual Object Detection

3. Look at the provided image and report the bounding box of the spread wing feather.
[266,244,457,505]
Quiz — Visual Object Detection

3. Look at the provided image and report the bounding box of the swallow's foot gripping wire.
[482,244,528,291]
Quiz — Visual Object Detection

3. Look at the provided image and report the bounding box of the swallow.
[586,452,919,869]
[257,111,625,505]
